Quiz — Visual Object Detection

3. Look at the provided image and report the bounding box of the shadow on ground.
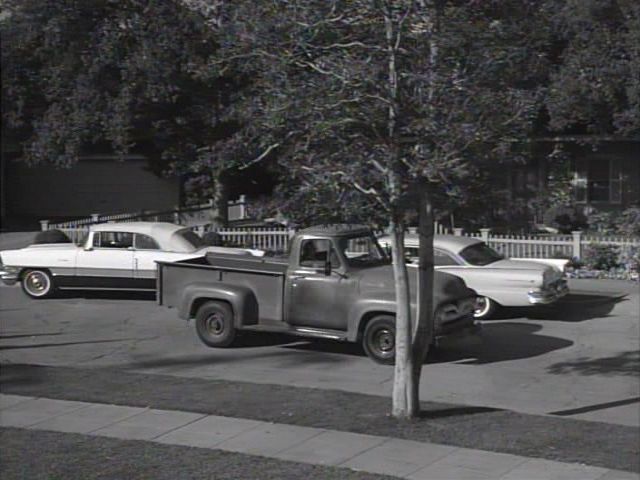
[0,337,152,351]
[493,292,629,322]
[547,350,640,376]
[282,322,573,366]
[429,322,573,365]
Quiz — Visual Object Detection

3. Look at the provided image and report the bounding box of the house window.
[574,159,622,204]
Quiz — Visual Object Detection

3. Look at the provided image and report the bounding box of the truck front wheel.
[195,301,237,348]
[362,316,396,364]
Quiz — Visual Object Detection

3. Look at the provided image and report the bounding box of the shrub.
[615,207,640,237]
[582,243,620,271]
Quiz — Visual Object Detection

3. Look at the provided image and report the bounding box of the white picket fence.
[42,217,638,259]
[465,228,639,260]
[213,226,295,252]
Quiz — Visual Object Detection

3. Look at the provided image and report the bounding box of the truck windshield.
[459,242,503,266]
[338,235,389,267]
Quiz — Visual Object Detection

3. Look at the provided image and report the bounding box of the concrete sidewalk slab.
[274,430,388,466]
[216,422,323,457]
[29,403,146,434]
[0,397,89,428]
[341,438,456,477]
[93,409,206,440]
[1,394,637,480]
[155,415,262,449]
[407,448,527,480]
[0,394,34,410]
[500,458,609,480]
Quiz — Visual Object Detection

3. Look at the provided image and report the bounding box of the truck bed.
[157,253,288,323]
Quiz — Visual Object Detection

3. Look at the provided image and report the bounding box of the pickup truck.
[157,225,480,364]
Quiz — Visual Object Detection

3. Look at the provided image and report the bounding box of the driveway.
[0,279,638,427]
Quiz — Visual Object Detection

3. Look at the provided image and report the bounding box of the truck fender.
[347,298,397,342]
[178,282,259,328]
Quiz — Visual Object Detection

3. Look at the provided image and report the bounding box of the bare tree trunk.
[210,171,228,228]
[411,184,435,407]
[384,1,420,419]
[390,213,419,418]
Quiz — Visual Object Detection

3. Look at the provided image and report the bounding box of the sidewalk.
[1,394,636,480]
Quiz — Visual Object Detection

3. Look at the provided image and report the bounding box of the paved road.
[1,279,638,426]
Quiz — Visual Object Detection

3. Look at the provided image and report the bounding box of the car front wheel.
[195,301,237,348]
[362,316,396,364]
[21,269,55,299]
[474,296,498,319]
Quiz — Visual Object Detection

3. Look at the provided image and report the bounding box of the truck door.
[286,238,349,330]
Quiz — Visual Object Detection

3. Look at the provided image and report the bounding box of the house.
[1,155,181,230]
[508,138,639,230]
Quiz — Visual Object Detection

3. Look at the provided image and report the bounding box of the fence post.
[480,228,490,243]
[91,213,100,223]
[40,220,50,231]
[572,230,582,259]
[453,227,463,236]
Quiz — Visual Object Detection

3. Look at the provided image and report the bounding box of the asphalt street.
[0,277,638,427]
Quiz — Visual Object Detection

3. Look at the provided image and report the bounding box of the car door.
[75,231,134,288]
[132,233,181,289]
[286,238,348,330]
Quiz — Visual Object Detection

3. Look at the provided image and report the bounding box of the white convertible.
[0,222,262,298]
[377,233,569,319]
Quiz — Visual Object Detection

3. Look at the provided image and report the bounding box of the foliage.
[543,0,640,137]
[585,206,640,236]
[615,207,640,237]
[547,206,588,234]
[1,0,243,178]
[582,243,620,270]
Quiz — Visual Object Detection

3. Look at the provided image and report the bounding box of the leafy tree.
[204,0,544,418]
[543,0,640,137]
[1,0,245,222]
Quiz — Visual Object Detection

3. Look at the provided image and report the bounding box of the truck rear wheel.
[195,301,237,348]
[362,316,396,365]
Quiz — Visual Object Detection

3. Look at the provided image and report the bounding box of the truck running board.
[242,324,348,341]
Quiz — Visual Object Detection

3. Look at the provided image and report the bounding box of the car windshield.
[176,230,205,250]
[337,234,389,267]
[459,242,503,266]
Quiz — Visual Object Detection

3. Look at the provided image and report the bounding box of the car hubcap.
[474,297,490,318]
[206,313,225,336]
[373,328,394,356]
[25,272,49,296]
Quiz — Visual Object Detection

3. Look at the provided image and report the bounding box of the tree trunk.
[390,215,419,418]
[411,184,435,407]
[210,171,228,228]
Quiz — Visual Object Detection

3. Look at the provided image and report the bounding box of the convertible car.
[0,222,261,298]
[377,233,568,319]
